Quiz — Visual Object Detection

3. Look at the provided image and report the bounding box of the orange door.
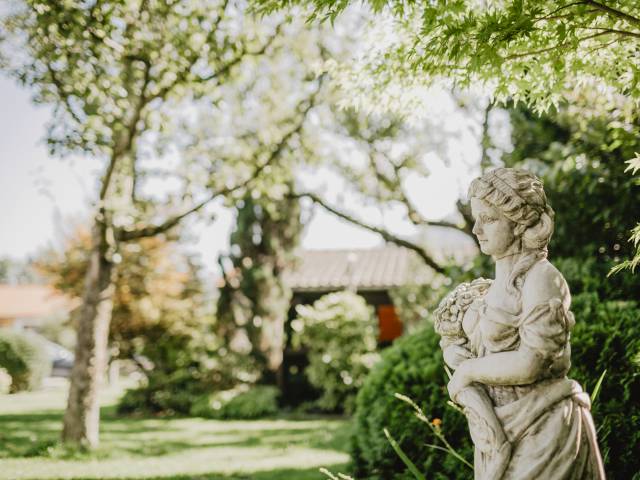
[377,304,403,342]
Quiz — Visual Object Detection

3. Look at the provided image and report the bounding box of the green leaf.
[383,428,427,480]
[624,154,640,175]
[590,369,607,404]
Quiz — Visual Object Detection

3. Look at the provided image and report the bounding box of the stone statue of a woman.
[435,168,606,479]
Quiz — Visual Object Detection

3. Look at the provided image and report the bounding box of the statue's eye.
[481,215,497,223]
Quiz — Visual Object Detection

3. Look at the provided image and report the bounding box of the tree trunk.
[62,215,114,448]
[257,278,291,386]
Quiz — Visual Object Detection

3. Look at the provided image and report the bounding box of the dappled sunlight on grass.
[0,378,131,415]
[0,383,351,479]
[0,445,349,479]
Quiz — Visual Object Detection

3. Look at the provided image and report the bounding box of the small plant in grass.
[319,467,354,480]
[382,428,426,480]
[393,393,473,472]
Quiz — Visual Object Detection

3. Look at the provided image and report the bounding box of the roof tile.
[284,246,429,292]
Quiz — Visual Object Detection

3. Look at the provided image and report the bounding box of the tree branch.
[532,3,599,23]
[120,60,152,157]
[538,1,587,21]
[127,60,154,203]
[118,78,323,241]
[385,161,462,232]
[534,9,599,22]
[505,30,616,60]
[583,0,640,28]
[130,146,139,203]
[398,183,428,225]
[149,0,231,101]
[294,191,446,274]
[578,26,640,39]
[99,152,120,202]
[584,37,619,54]
[101,60,152,202]
[150,1,282,103]
[195,22,283,83]
[118,194,216,241]
[456,199,479,249]
[45,63,83,126]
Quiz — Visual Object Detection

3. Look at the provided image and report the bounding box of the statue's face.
[470,197,518,258]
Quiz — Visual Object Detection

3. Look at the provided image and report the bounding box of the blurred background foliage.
[349,97,640,479]
[0,329,51,393]
[351,325,473,480]
[292,291,379,414]
[35,226,211,362]
[0,0,638,477]
[505,94,640,300]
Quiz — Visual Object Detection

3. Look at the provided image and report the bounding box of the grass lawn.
[0,381,351,480]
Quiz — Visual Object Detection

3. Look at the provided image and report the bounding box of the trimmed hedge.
[569,293,640,479]
[350,325,473,480]
[0,329,51,393]
[191,385,280,419]
[350,292,640,480]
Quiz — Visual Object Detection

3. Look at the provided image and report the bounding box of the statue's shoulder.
[522,259,571,311]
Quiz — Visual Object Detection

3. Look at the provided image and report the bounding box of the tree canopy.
[252,0,640,272]
[0,0,337,447]
[255,1,640,109]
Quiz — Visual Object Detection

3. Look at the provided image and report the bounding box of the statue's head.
[468,168,554,258]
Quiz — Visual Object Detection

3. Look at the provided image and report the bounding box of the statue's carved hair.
[468,168,555,296]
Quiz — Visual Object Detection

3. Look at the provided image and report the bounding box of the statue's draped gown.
[462,272,606,479]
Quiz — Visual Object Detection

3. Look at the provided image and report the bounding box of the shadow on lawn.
[95,465,349,480]
[0,405,351,460]
[0,411,63,458]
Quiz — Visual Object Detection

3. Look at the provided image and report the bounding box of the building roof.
[284,246,429,292]
[0,285,77,320]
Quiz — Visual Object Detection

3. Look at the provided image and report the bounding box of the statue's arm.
[448,263,569,398]
[450,349,544,396]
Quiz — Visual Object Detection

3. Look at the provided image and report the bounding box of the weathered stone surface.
[435,168,606,479]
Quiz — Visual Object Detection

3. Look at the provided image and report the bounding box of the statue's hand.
[447,361,473,402]
[443,345,473,369]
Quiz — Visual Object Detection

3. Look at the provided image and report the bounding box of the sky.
[0,74,480,275]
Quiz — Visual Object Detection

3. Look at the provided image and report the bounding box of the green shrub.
[350,293,640,480]
[117,321,254,416]
[191,385,280,419]
[569,293,640,479]
[351,325,473,480]
[0,329,51,393]
[118,366,215,416]
[553,256,640,301]
[293,291,379,414]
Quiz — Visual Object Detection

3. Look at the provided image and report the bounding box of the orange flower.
[432,418,442,427]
